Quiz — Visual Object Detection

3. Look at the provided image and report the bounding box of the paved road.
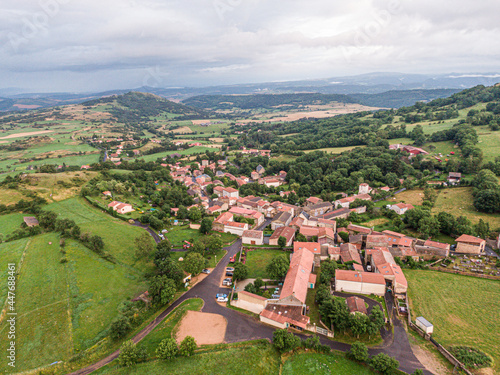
[131,220,161,243]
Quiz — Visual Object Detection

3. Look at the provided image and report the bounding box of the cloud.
[0,0,499,91]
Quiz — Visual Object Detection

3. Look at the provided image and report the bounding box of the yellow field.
[388,189,425,206]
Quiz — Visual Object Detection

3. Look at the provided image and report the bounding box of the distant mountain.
[350,89,462,108]
[1,72,499,112]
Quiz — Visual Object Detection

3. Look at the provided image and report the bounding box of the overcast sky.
[1,0,499,92]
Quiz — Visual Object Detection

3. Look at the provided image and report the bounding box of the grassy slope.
[405,270,500,374]
[94,342,280,375]
[0,213,25,237]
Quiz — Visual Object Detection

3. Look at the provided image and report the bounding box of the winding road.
[70,222,431,375]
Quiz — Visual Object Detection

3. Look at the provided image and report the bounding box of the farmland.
[0,212,25,237]
[405,270,500,374]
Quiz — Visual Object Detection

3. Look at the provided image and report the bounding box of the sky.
[1,0,500,92]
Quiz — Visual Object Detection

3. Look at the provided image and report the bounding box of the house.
[224,221,249,236]
[303,202,333,217]
[340,243,364,271]
[383,230,414,249]
[102,191,112,197]
[334,193,372,209]
[256,164,265,175]
[242,230,264,245]
[365,247,407,294]
[447,172,462,184]
[366,235,389,249]
[317,218,337,231]
[325,245,341,261]
[347,224,372,236]
[271,211,292,230]
[108,201,134,214]
[390,203,414,215]
[229,206,264,227]
[213,212,234,232]
[305,197,323,207]
[269,226,295,247]
[214,186,239,200]
[260,304,309,330]
[263,178,281,188]
[358,183,372,195]
[346,296,368,315]
[23,216,39,227]
[319,207,351,220]
[280,190,296,198]
[335,270,386,296]
[80,165,91,170]
[299,227,335,246]
[455,234,486,254]
[250,171,260,180]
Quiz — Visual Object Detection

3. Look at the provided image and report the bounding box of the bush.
[273,329,301,353]
[179,336,197,357]
[449,346,492,369]
[156,338,178,360]
[118,340,146,367]
[370,353,399,374]
[347,341,369,362]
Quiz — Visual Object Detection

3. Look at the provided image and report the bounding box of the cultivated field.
[432,187,500,229]
[405,270,500,374]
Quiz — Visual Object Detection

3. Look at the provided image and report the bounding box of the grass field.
[477,126,500,163]
[432,187,500,229]
[138,146,216,162]
[0,212,25,237]
[138,298,203,354]
[93,341,280,375]
[405,270,500,374]
[282,352,376,375]
[246,249,288,279]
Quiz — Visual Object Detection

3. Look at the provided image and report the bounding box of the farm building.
[23,216,39,227]
[108,201,134,214]
[232,291,267,314]
[346,296,368,315]
[334,270,386,296]
[390,203,415,215]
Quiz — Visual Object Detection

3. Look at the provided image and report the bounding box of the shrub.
[449,346,492,369]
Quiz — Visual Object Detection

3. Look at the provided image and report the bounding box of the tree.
[177,205,188,220]
[118,340,146,367]
[233,262,248,281]
[135,232,154,258]
[184,252,205,276]
[348,341,369,362]
[338,231,349,242]
[90,235,105,254]
[110,315,131,340]
[273,329,301,353]
[266,255,289,280]
[188,206,202,222]
[350,313,369,338]
[412,370,424,375]
[253,277,264,290]
[38,210,57,231]
[369,305,385,330]
[278,236,287,249]
[148,275,177,305]
[156,338,178,360]
[199,218,212,234]
[318,259,337,285]
[154,257,184,284]
[370,353,400,375]
[179,336,197,356]
[474,189,500,213]
[156,239,172,254]
[474,219,490,239]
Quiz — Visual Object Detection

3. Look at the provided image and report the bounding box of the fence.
[429,266,499,281]
[306,322,334,338]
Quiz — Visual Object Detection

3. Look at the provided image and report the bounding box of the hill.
[350,89,461,108]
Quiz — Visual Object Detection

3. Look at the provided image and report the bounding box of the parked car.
[216,293,228,299]
[217,296,228,302]
[222,281,232,286]
[226,267,235,272]
[225,271,233,277]
[229,255,236,263]
[271,294,280,299]
[202,269,211,274]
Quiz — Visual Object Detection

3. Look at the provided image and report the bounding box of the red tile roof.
[270,226,295,242]
[455,234,485,245]
[293,242,321,255]
[346,296,367,314]
[335,270,386,285]
[260,304,309,329]
[280,248,315,304]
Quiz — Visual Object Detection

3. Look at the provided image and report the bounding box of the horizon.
[2,1,500,93]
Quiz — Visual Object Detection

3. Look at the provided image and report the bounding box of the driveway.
[69,239,430,375]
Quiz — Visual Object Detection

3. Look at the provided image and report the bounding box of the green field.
[0,213,25,237]
[432,187,500,229]
[246,249,288,279]
[0,199,151,373]
[282,352,376,375]
[138,146,217,162]
[405,270,500,374]
[93,341,280,375]
[477,126,500,162]
[303,145,366,154]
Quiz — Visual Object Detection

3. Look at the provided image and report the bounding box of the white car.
[217,296,228,302]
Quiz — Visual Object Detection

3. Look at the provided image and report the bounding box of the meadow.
[282,352,376,375]
[0,212,26,237]
[405,270,500,374]
[432,187,500,229]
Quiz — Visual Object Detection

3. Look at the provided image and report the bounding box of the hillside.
[350,89,461,108]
